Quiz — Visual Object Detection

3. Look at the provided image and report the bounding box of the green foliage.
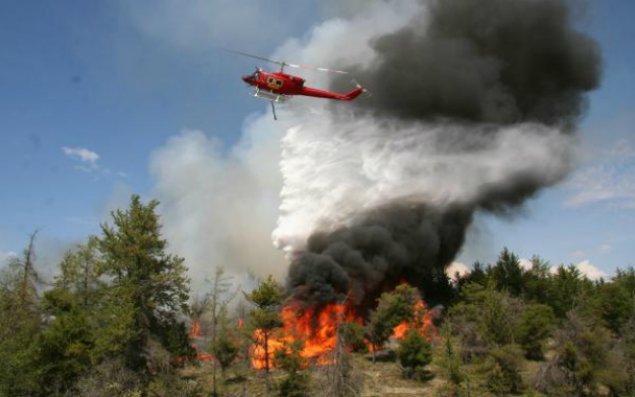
[397,329,432,380]
[339,322,368,352]
[75,358,143,397]
[521,256,553,304]
[366,284,419,353]
[274,341,310,397]
[490,247,525,297]
[484,344,524,395]
[246,275,284,373]
[536,311,615,396]
[455,282,521,347]
[620,312,635,395]
[97,194,191,369]
[439,322,463,387]
[517,303,555,360]
[598,267,635,334]
[211,331,239,375]
[548,265,593,318]
[0,237,44,396]
[244,275,284,309]
[146,371,202,397]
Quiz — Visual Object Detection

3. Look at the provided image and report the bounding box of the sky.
[0,0,633,281]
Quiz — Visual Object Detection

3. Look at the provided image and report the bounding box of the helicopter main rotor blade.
[224,48,349,74]
[223,48,285,66]
[286,63,349,74]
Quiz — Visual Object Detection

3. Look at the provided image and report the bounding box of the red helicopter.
[229,50,365,120]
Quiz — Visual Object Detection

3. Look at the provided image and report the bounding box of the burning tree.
[366,284,435,361]
[245,275,284,394]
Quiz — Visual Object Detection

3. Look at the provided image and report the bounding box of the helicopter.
[228,50,365,120]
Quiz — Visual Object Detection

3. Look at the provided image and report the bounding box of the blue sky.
[1,1,633,278]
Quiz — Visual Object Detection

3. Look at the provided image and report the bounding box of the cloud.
[0,250,17,265]
[519,258,533,271]
[62,146,100,168]
[573,259,606,281]
[565,139,635,208]
[446,261,470,282]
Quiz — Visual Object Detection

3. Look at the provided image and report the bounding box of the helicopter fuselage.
[242,70,363,101]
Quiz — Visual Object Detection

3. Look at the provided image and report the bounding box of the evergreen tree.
[485,344,524,395]
[274,341,310,397]
[490,248,525,297]
[97,195,191,371]
[366,284,419,358]
[0,233,44,396]
[397,329,433,380]
[245,275,284,395]
[517,303,556,360]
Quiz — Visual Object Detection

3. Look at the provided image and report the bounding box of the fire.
[190,320,202,338]
[391,300,437,340]
[251,302,361,369]
[188,320,214,362]
[250,291,437,369]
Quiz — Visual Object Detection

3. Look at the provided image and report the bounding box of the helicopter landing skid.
[252,88,287,120]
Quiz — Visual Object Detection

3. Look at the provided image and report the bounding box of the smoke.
[149,118,288,293]
[276,0,601,309]
[335,0,601,127]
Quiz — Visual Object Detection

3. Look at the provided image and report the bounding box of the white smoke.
[273,117,573,256]
[149,116,289,291]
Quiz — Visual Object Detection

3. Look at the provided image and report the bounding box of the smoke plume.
[276,0,601,310]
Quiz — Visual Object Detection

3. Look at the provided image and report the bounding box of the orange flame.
[251,302,361,369]
[391,300,436,340]
[190,321,202,338]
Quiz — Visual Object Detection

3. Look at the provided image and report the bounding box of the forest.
[1,195,634,397]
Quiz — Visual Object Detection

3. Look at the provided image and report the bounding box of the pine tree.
[245,275,284,395]
[397,329,433,380]
[97,194,191,371]
[0,232,44,396]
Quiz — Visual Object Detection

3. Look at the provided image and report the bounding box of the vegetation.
[2,195,635,396]
[397,329,432,380]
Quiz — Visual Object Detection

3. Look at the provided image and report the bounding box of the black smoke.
[336,0,601,127]
[288,203,472,312]
[287,0,601,311]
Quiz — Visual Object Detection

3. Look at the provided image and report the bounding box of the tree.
[547,265,593,318]
[536,310,614,396]
[517,304,555,360]
[0,233,44,396]
[522,255,552,304]
[490,248,525,297]
[339,322,367,352]
[439,321,463,391]
[274,341,310,397]
[211,331,239,378]
[366,284,419,359]
[397,329,433,380]
[203,267,236,397]
[485,344,524,395]
[97,195,191,371]
[316,325,363,397]
[34,238,105,395]
[597,267,635,334]
[245,275,284,395]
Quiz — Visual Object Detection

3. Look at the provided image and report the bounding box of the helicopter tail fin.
[342,84,366,101]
